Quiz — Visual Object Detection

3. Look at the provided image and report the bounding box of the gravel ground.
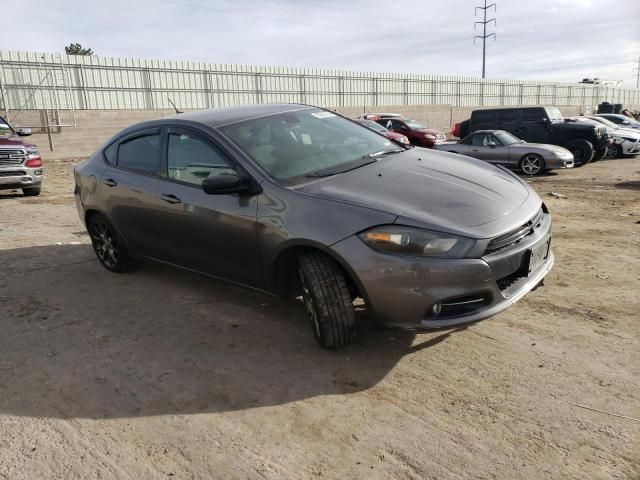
[0,155,639,480]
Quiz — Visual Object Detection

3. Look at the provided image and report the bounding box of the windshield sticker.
[311,111,336,119]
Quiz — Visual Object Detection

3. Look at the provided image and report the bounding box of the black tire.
[297,251,356,349]
[22,186,41,196]
[604,144,622,159]
[87,213,133,273]
[592,145,608,162]
[565,139,594,167]
[519,153,545,176]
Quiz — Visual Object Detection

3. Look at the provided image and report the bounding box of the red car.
[354,119,410,145]
[363,114,446,149]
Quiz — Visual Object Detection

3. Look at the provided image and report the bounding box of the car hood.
[296,148,535,238]
[0,136,36,148]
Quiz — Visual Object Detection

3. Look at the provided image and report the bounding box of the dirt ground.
[0,154,639,480]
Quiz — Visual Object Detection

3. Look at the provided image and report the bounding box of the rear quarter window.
[497,110,518,125]
[472,111,495,127]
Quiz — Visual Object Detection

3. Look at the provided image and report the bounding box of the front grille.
[436,133,446,140]
[0,148,26,165]
[486,209,544,254]
[0,170,26,177]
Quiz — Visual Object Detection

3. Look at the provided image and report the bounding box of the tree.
[64,43,94,56]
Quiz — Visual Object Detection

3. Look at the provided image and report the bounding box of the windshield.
[588,116,619,129]
[0,116,13,136]
[359,119,388,133]
[494,131,522,145]
[405,120,427,129]
[545,107,564,122]
[221,108,402,184]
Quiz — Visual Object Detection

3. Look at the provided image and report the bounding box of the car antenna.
[168,97,183,114]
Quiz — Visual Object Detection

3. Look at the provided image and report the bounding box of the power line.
[474,0,496,79]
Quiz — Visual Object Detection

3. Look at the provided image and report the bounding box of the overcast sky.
[2,0,639,85]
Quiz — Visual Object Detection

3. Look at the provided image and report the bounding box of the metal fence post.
[403,78,408,106]
[145,67,154,109]
[518,83,524,106]
[372,77,378,107]
[203,70,212,108]
[254,72,262,104]
[299,74,305,104]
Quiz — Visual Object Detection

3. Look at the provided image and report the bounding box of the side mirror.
[487,142,497,148]
[202,173,259,195]
[16,127,32,136]
[622,120,630,125]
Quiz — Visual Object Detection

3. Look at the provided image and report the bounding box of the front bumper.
[331,212,553,329]
[544,155,574,169]
[0,166,43,190]
[621,140,640,155]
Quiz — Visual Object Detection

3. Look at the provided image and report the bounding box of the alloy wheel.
[89,218,120,268]
[521,155,542,175]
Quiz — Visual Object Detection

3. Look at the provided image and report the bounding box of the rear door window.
[497,110,518,126]
[472,111,495,128]
[117,133,164,177]
[522,108,546,123]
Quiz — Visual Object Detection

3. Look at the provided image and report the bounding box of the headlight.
[398,136,410,144]
[424,133,436,140]
[551,149,569,156]
[358,225,475,257]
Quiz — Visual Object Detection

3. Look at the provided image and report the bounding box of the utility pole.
[634,56,640,89]
[474,0,496,79]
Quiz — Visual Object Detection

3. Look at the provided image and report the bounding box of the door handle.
[160,194,182,204]
[103,178,118,187]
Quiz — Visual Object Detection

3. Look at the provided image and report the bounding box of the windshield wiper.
[305,157,377,178]
[366,149,405,158]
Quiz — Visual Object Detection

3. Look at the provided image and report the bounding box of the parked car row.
[444,106,639,175]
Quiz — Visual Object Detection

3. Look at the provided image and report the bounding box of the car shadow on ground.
[0,244,465,420]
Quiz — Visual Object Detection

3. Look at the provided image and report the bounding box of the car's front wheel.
[22,186,41,196]
[519,154,545,176]
[297,251,356,349]
[604,144,622,159]
[88,213,133,273]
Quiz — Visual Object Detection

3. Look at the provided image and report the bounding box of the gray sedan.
[437,130,574,175]
[74,105,553,348]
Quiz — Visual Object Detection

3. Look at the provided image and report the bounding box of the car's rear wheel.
[565,139,594,167]
[604,144,622,159]
[519,154,545,176]
[88,214,133,273]
[297,251,356,349]
[22,186,41,196]
[592,145,608,162]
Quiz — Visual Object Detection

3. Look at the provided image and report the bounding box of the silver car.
[437,130,574,175]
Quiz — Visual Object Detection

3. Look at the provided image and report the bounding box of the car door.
[155,126,262,288]
[101,127,172,260]
[518,108,549,143]
[468,132,495,160]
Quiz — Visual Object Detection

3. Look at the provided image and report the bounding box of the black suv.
[454,107,609,166]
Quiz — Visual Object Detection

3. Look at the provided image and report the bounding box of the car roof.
[164,103,318,128]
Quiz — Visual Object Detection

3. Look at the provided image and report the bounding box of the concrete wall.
[21,104,605,160]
